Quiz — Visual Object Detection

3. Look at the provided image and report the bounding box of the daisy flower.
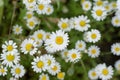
[96,63,114,80]
[2,40,18,54]
[111,16,120,27]
[114,59,120,72]
[45,32,51,40]
[93,0,105,7]
[45,5,54,15]
[117,0,120,10]
[75,40,86,51]
[57,72,65,80]
[39,73,49,80]
[0,66,7,76]
[74,15,90,32]
[1,52,20,67]
[24,11,34,20]
[88,69,98,80]
[26,17,38,30]
[13,25,23,35]
[35,3,47,14]
[21,38,38,55]
[87,45,100,58]
[43,54,56,68]
[67,49,81,63]
[86,29,101,43]
[82,1,92,11]
[104,2,112,12]
[111,43,120,56]
[31,56,47,73]
[58,18,71,32]
[45,30,69,53]
[60,49,69,60]
[110,1,117,10]
[11,64,25,78]
[48,62,61,75]
[91,6,107,21]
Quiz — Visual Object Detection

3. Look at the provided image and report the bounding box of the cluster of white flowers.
[88,63,114,80]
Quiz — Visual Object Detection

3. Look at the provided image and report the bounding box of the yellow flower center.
[47,59,51,66]
[85,4,89,8]
[91,71,96,77]
[91,49,96,54]
[102,68,109,76]
[6,54,15,61]
[115,47,120,52]
[61,22,68,29]
[15,28,20,32]
[105,6,109,10]
[37,61,44,68]
[55,36,64,45]
[25,43,33,51]
[7,45,13,51]
[37,33,43,39]
[79,20,86,27]
[27,14,32,19]
[28,0,34,3]
[91,33,97,39]
[52,65,58,71]
[96,9,103,16]
[0,69,5,73]
[79,44,83,48]
[47,8,51,12]
[112,3,117,8]
[29,21,34,27]
[15,68,21,74]
[38,4,44,10]
[71,53,77,59]
[96,0,103,6]
[115,19,119,24]
[64,51,68,57]
[46,34,50,39]
[57,72,65,79]
[41,75,47,80]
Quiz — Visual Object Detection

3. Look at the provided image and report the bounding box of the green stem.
[80,60,89,80]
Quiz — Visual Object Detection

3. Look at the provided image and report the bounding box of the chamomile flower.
[24,11,34,20]
[87,45,100,58]
[37,0,51,4]
[67,49,81,63]
[57,72,65,80]
[75,40,86,51]
[111,16,120,27]
[91,6,107,21]
[35,3,47,14]
[39,73,49,80]
[2,40,18,54]
[111,43,120,56]
[48,62,61,75]
[13,25,23,35]
[21,38,38,55]
[86,29,101,43]
[0,66,7,76]
[114,60,120,71]
[45,32,51,40]
[82,1,92,11]
[60,49,69,60]
[43,54,56,68]
[1,52,20,67]
[26,17,37,30]
[104,3,112,12]
[31,56,47,73]
[93,0,104,7]
[11,64,25,78]
[88,69,98,80]
[96,63,114,80]
[110,1,117,10]
[74,15,90,32]
[45,30,69,53]
[58,18,71,32]
[45,5,54,15]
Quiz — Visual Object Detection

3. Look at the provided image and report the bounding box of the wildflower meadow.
[0,0,120,80]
